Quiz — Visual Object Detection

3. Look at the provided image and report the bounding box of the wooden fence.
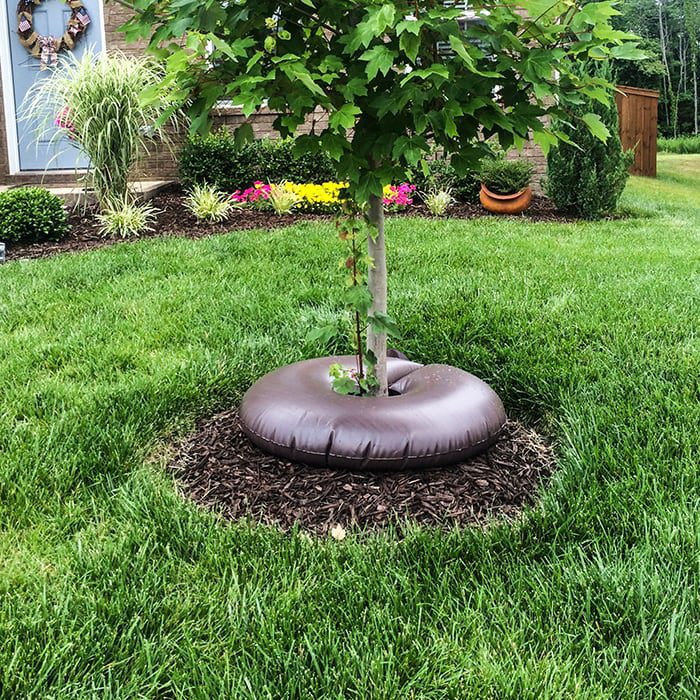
[615,85,659,177]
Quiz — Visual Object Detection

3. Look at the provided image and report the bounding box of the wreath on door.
[16,0,91,69]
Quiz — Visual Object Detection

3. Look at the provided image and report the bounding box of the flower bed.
[230,181,416,213]
[4,184,573,263]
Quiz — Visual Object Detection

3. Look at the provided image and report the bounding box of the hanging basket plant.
[16,0,91,69]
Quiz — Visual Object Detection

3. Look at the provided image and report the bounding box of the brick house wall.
[0,4,545,189]
[518,135,548,194]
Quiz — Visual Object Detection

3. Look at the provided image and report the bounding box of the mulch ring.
[169,408,556,536]
[6,184,575,262]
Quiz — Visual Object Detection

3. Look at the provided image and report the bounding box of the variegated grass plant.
[423,187,454,217]
[268,183,301,215]
[96,199,158,238]
[23,50,177,211]
[184,184,232,223]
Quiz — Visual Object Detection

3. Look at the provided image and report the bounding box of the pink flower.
[229,182,271,204]
[55,106,76,139]
[383,183,415,207]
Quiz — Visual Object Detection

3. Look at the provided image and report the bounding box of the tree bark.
[658,0,677,135]
[367,193,388,397]
[694,71,698,134]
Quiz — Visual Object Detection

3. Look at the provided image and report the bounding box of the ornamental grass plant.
[423,188,455,217]
[184,184,232,223]
[23,50,176,210]
[268,184,302,215]
[96,199,158,238]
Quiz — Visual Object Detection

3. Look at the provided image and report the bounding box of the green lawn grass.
[0,155,698,698]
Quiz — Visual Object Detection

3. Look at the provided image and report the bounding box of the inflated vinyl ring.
[240,355,507,471]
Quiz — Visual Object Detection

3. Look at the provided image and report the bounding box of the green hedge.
[179,131,337,192]
[180,131,484,203]
[0,187,69,244]
[658,135,700,154]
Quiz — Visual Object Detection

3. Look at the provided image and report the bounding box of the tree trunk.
[367,193,388,397]
[658,1,676,135]
[694,71,698,134]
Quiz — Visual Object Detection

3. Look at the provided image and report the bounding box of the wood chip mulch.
[169,408,556,535]
[6,184,576,262]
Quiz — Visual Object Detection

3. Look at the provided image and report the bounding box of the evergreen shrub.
[179,131,336,192]
[0,187,69,244]
[547,63,634,219]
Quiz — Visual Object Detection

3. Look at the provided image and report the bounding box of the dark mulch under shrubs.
[6,185,575,262]
[169,409,555,535]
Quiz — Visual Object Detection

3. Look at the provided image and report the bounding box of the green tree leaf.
[360,45,396,81]
[581,112,611,142]
[329,104,361,132]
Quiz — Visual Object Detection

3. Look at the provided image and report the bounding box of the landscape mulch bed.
[170,408,556,535]
[6,184,576,262]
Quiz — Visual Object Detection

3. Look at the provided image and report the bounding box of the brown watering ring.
[480,184,533,215]
[239,356,507,471]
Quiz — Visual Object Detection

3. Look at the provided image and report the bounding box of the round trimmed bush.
[0,187,69,244]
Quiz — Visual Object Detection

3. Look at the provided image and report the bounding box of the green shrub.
[479,157,533,195]
[179,132,336,192]
[178,130,239,193]
[409,153,480,204]
[96,200,158,238]
[0,187,69,244]
[658,135,700,154]
[547,63,634,220]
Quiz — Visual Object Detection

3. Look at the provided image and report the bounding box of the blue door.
[4,0,104,170]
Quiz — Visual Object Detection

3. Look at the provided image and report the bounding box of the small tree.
[547,62,634,219]
[122,0,641,395]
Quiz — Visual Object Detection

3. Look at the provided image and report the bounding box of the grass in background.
[0,156,698,698]
[658,134,700,154]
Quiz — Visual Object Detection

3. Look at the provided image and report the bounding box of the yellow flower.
[281,181,349,210]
